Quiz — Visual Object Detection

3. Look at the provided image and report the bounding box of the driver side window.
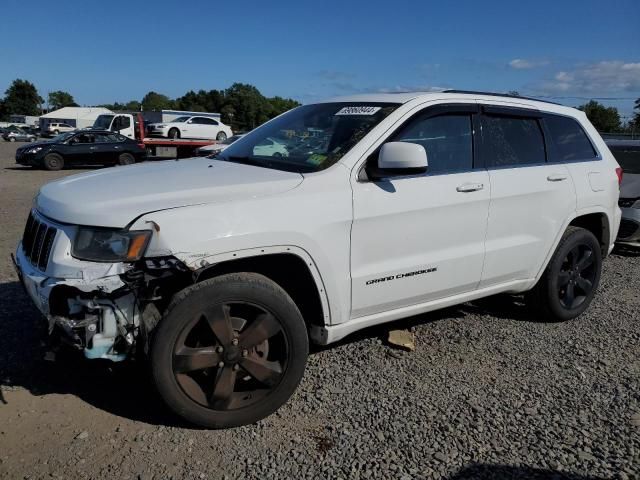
[392,113,474,175]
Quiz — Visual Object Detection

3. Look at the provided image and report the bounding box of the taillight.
[615,167,623,186]
[138,143,145,149]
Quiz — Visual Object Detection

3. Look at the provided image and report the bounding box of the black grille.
[22,212,58,270]
[618,219,639,240]
[618,198,637,208]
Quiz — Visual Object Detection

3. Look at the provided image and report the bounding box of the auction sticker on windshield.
[335,106,382,116]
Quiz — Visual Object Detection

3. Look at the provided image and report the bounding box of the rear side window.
[545,115,597,161]
[393,114,474,174]
[482,115,545,167]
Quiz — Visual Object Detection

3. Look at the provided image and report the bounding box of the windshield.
[52,132,75,142]
[218,102,398,173]
[93,115,114,129]
[171,116,190,123]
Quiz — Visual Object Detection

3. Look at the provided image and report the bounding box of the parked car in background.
[253,137,289,157]
[607,140,640,246]
[196,134,245,156]
[15,130,146,170]
[45,122,75,136]
[3,128,37,142]
[147,116,233,141]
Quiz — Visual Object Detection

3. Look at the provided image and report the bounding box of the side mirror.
[367,142,428,180]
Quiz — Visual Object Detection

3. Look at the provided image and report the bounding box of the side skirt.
[310,279,533,345]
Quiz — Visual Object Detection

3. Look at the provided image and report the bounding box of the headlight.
[72,227,152,262]
[27,147,43,154]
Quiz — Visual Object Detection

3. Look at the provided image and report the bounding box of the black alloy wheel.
[527,226,602,322]
[557,244,597,309]
[172,301,289,411]
[151,273,308,428]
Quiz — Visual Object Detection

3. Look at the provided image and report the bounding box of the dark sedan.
[15,130,147,170]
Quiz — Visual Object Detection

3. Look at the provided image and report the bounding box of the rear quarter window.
[544,115,597,162]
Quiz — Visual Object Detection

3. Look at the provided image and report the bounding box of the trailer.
[93,112,217,159]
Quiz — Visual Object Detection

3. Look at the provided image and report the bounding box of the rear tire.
[216,131,227,141]
[43,153,64,171]
[53,130,59,135]
[168,128,180,139]
[9,137,15,142]
[150,273,309,429]
[118,152,135,166]
[526,226,602,322]
[29,137,36,143]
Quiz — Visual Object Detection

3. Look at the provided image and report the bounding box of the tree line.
[0,79,300,131]
[1,78,639,133]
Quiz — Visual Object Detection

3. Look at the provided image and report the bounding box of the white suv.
[14,91,622,428]
[46,122,75,136]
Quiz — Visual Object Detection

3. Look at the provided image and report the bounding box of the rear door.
[478,104,576,287]
[92,133,122,164]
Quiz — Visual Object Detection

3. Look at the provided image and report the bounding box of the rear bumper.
[617,207,640,245]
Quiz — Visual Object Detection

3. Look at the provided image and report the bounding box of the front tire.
[150,273,309,429]
[43,153,64,171]
[9,137,15,142]
[168,128,180,139]
[527,226,602,322]
[216,131,227,141]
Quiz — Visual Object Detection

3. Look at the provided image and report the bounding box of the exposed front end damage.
[13,211,191,362]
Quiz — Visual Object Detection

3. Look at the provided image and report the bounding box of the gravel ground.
[0,140,638,479]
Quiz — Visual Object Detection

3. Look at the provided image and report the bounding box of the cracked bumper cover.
[13,223,139,361]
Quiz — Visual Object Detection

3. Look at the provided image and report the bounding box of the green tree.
[578,100,622,133]
[3,79,43,116]
[48,90,78,110]
[141,91,174,111]
[632,98,640,130]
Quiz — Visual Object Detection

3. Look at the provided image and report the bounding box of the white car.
[147,115,233,141]
[14,91,621,429]
[253,137,288,157]
[196,134,245,157]
[46,122,75,136]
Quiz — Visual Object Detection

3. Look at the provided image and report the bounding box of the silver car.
[608,140,640,246]
[3,128,37,143]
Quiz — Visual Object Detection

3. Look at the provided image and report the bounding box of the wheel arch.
[193,247,331,332]
[532,208,611,287]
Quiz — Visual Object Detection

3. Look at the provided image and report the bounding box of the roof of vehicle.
[319,90,578,114]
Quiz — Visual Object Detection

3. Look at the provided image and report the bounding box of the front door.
[350,105,490,318]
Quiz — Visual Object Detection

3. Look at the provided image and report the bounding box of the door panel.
[351,170,490,318]
[477,107,577,286]
[480,165,576,286]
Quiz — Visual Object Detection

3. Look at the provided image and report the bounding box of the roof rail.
[442,90,562,106]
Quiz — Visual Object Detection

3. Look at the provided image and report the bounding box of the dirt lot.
[0,140,638,479]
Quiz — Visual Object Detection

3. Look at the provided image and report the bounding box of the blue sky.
[2,0,639,117]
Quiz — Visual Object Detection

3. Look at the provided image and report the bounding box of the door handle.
[89,146,97,150]
[547,174,567,182]
[456,183,484,193]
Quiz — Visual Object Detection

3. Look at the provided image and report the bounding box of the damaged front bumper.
[13,213,141,361]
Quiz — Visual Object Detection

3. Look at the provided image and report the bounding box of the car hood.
[36,158,304,227]
[620,173,640,199]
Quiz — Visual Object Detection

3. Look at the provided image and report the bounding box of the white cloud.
[509,58,549,69]
[538,61,640,93]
